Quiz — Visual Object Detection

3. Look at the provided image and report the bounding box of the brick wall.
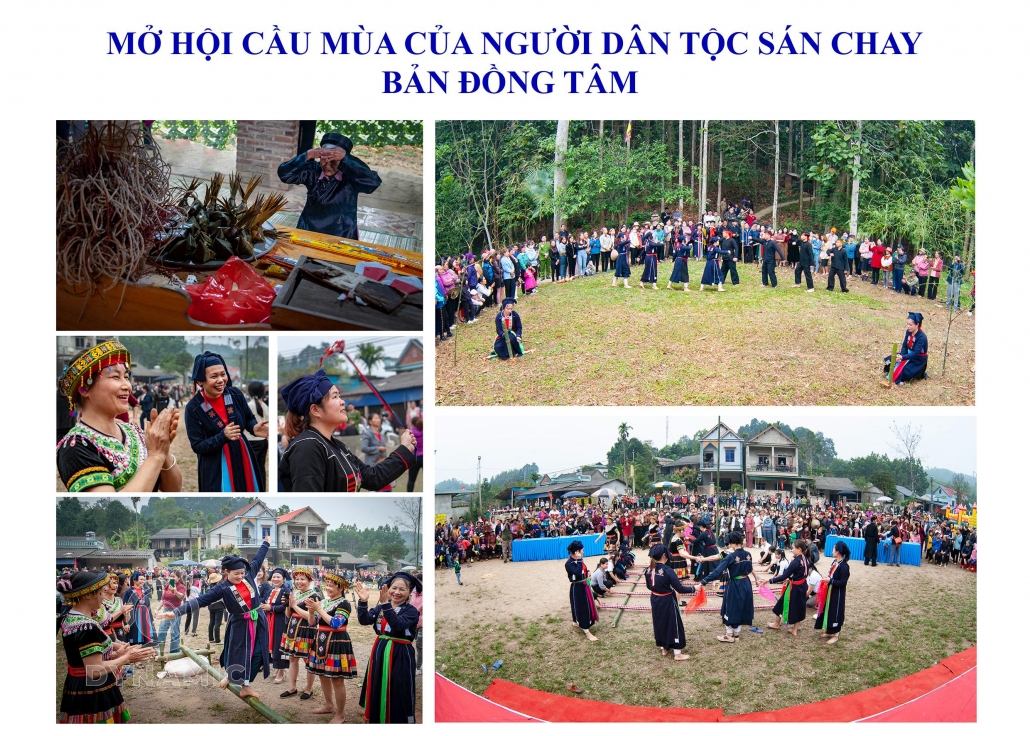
[235,120,300,191]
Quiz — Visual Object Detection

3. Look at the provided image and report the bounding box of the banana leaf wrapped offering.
[159,173,288,264]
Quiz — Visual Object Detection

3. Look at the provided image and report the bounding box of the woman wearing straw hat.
[306,572,358,723]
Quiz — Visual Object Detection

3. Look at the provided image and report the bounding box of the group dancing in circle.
[563,531,851,655]
[150,539,420,723]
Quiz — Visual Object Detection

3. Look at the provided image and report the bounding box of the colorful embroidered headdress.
[59,340,132,409]
[324,571,349,590]
[57,571,112,603]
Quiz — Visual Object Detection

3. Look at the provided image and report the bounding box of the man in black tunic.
[761,236,784,288]
[277,131,382,239]
[826,240,850,292]
[863,516,880,566]
[793,232,815,291]
[719,230,740,286]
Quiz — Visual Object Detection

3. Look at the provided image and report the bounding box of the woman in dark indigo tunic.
[697,532,760,642]
[566,540,599,641]
[158,541,272,699]
[355,573,420,723]
[884,312,929,385]
[611,226,632,288]
[766,539,811,636]
[492,298,524,361]
[278,370,416,493]
[700,238,730,291]
[814,540,851,644]
[276,132,382,240]
[645,544,696,660]
[185,352,268,493]
[640,236,659,288]
[263,568,291,684]
[667,233,690,289]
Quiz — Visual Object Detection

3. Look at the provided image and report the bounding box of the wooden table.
[56,227,423,331]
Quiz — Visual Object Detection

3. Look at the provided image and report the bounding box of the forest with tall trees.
[436,120,975,263]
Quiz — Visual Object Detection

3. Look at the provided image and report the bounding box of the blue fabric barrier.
[511,533,605,562]
[825,535,921,566]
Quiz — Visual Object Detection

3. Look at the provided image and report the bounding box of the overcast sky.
[435,414,976,484]
[72,497,419,530]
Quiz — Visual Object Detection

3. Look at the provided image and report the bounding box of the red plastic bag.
[185,257,276,325]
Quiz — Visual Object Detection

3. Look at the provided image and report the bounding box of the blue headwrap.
[221,554,247,571]
[191,351,231,386]
[269,567,289,581]
[280,369,334,415]
[649,543,669,560]
[384,571,422,594]
[908,312,923,326]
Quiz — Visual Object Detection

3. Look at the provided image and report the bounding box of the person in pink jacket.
[926,251,944,302]
[911,249,930,297]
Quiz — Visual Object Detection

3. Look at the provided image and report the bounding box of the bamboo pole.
[611,573,643,629]
[179,645,291,724]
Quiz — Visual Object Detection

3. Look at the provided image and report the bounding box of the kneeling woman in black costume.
[278,370,416,492]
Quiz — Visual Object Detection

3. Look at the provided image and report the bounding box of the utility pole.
[245,336,250,380]
[716,415,722,500]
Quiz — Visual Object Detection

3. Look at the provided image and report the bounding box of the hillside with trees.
[437,120,974,265]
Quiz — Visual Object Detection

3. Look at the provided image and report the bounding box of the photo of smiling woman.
[278,369,416,493]
[185,351,269,493]
[57,340,183,493]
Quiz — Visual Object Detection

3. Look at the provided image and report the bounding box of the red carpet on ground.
[438,646,975,722]
[436,674,542,722]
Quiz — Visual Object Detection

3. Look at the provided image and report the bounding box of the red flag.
[320,340,346,367]
[681,585,707,615]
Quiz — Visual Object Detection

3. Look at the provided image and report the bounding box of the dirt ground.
[434,543,976,714]
[435,260,975,406]
[55,602,422,724]
[57,411,267,493]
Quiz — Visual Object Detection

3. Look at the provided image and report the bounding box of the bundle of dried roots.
[56,121,177,293]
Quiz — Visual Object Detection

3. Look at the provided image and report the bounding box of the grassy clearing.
[436,260,975,406]
[434,557,976,714]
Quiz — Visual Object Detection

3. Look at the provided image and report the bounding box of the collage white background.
[16,0,1024,731]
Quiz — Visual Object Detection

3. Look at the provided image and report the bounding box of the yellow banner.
[436,514,448,525]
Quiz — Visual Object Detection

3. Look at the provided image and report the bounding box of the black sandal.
[300,692,313,700]
[280,690,298,698]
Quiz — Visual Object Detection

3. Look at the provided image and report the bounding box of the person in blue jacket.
[158,542,272,699]
[491,298,523,360]
[884,312,928,385]
[277,132,381,239]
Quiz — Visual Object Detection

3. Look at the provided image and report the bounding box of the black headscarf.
[191,351,232,386]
